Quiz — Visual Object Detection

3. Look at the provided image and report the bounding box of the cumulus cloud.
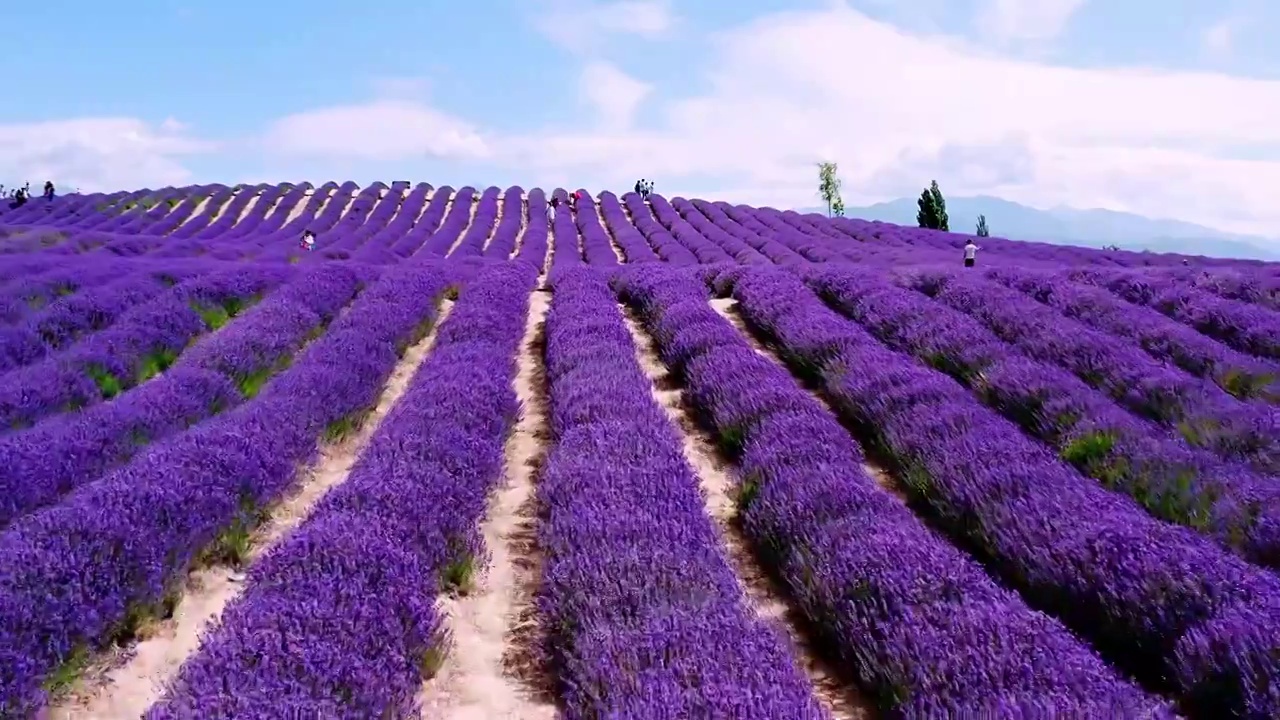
[494,4,1280,234]
[1201,17,1237,59]
[0,117,211,192]
[536,0,674,54]
[579,61,652,129]
[975,0,1088,42]
[17,3,1279,238]
[249,2,1280,234]
[260,101,492,161]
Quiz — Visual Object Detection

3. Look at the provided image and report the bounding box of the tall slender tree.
[917,187,938,229]
[975,214,990,237]
[929,180,949,231]
[817,162,845,217]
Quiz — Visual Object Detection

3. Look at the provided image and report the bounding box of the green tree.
[917,188,938,229]
[975,214,990,237]
[929,180,949,231]
[817,162,845,217]
[917,180,949,231]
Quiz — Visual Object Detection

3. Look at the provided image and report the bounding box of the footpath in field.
[49,299,458,718]
[710,296,909,502]
[620,303,873,719]
[416,289,557,719]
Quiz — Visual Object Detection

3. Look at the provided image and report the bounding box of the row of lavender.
[5,187,1280,397]
[0,259,1167,717]
[0,255,467,714]
[0,258,1274,712]
[642,208,1280,552]
[6,185,1280,484]
[7,180,1280,335]
[705,266,1278,717]
[634,199,1280,396]
[133,265,1280,715]
[7,178,1279,276]
[5,185,542,269]
[614,266,1172,717]
[150,264,532,717]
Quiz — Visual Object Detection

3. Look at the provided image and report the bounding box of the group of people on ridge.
[633,179,654,199]
[3,182,54,209]
[546,191,589,223]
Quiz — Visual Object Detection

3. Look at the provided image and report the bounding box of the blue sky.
[2,0,1277,235]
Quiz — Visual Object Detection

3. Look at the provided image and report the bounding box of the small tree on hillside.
[975,214,990,237]
[817,161,845,217]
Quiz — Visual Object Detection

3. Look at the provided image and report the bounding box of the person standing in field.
[547,197,557,224]
[963,240,979,268]
[301,230,316,252]
[634,179,643,195]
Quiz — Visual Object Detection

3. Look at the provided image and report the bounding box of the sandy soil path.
[622,304,875,720]
[510,195,529,261]
[416,291,558,720]
[445,195,480,257]
[597,202,625,262]
[233,188,262,226]
[174,195,210,230]
[711,297,908,502]
[281,187,319,227]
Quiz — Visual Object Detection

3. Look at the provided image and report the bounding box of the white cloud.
[1201,17,1237,59]
[976,0,1087,43]
[496,4,1280,234]
[579,62,652,129]
[536,0,674,54]
[260,101,492,161]
[0,117,211,192]
[17,3,1280,239]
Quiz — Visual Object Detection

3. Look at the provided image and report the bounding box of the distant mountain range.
[796,195,1280,261]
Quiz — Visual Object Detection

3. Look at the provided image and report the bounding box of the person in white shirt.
[963,240,979,268]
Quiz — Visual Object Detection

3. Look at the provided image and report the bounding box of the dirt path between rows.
[510,196,529,261]
[710,297,908,502]
[596,203,625,262]
[445,195,481,257]
[175,196,210,230]
[416,291,558,720]
[621,305,874,720]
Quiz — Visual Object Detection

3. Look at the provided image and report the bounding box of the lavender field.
[0,181,1277,719]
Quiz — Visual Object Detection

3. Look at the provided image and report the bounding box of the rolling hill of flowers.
[0,180,1277,719]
